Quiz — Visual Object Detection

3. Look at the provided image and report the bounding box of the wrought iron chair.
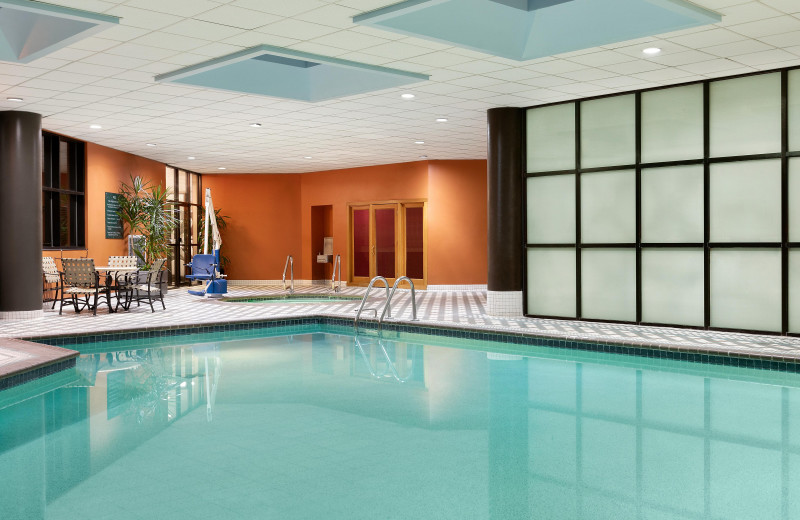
[42,256,61,309]
[59,258,112,315]
[128,258,167,312]
[108,256,139,311]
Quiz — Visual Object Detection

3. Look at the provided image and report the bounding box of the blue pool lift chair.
[188,187,228,297]
[186,253,226,297]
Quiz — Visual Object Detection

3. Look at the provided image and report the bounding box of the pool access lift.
[187,188,227,297]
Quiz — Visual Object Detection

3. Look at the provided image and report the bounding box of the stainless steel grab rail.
[330,254,341,292]
[282,255,293,294]
[378,276,417,331]
[354,276,390,331]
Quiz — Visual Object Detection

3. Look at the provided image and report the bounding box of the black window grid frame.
[522,65,800,336]
[42,131,86,249]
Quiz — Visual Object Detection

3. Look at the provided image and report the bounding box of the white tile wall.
[487,290,523,317]
[0,309,43,321]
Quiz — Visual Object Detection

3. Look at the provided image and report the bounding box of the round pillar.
[487,107,523,316]
[0,111,43,320]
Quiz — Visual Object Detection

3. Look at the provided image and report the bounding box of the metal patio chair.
[59,258,112,315]
[42,256,61,309]
[128,258,167,312]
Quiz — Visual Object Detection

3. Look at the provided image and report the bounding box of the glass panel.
[353,209,370,277]
[59,193,71,246]
[59,140,71,190]
[790,250,800,333]
[165,167,175,199]
[709,72,781,157]
[527,247,576,317]
[375,208,395,278]
[526,175,575,244]
[709,159,781,242]
[405,206,423,279]
[641,248,704,326]
[178,170,187,202]
[580,169,636,244]
[190,174,199,205]
[710,248,782,332]
[641,165,704,243]
[790,70,800,151]
[526,103,575,173]
[641,83,703,163]
[581,248,636,322]
[790,158,800,242]
[580,94,635,168]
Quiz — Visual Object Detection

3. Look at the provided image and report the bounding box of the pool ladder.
[353,275,417,332]
[282,255,293,294]
[330,254,341,292]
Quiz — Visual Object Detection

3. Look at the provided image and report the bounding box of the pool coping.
[0,337,78,390]
[18,313,800,374]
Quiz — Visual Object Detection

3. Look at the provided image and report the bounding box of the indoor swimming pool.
[1,325,799,520]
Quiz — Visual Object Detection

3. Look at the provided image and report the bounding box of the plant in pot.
[197,207,230,274]
[117,176,177,294]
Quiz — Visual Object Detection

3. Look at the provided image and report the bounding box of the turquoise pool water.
[2,326,800,520]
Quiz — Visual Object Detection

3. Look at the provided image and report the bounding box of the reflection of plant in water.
[116,348,187,425]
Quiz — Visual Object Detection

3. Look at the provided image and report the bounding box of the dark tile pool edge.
[22,315,800,374]
[0,357,77,391]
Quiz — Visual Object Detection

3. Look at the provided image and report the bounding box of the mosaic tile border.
[0,358,76,391]
[29,315,800,374]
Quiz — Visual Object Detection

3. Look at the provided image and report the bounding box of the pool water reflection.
[1,329,799,519]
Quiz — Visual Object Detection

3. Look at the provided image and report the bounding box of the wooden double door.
[349,201,426,288]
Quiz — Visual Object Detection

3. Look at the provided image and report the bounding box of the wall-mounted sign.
[105,192,123,239]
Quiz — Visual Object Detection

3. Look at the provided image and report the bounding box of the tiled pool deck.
[2,284,800,382]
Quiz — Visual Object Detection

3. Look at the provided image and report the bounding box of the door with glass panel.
[165,167,202,287]
[349,201,426,288]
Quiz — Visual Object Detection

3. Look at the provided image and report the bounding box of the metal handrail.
[282,255,293,294]
[378,276,417,331]
[354,276,390,331]
[330,254,341,292]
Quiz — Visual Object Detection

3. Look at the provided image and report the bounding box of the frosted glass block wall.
[524,66,800,333]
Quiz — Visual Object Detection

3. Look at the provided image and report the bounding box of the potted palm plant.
[117,176,177,294]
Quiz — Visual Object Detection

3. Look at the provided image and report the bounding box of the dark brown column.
[0,111,42,318]
[487,107,523,292]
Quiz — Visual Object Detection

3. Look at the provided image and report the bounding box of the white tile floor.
[3,284,800,364]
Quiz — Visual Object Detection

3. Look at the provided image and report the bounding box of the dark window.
[43,132,85,248]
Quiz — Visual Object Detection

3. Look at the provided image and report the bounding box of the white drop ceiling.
[3,0,800,173]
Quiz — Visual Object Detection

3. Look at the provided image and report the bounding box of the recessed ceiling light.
[89,124,102,129]
[401,93,415,99]
[643,47,661,55]
[146,143,156,147]
[6,97,23,102]
[419,155,428,159]
[436,118,448,122]
[414,140,425,144]
[218,167,226,170]
[250,123,262,127]
[304,156,313,159]
[187,156,196,160]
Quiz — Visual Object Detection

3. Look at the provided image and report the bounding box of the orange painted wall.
[204,160,487,285]
[201,174,302,281]
[45,141,165,263]
[299,161,430,281]
[427,160,487,284]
